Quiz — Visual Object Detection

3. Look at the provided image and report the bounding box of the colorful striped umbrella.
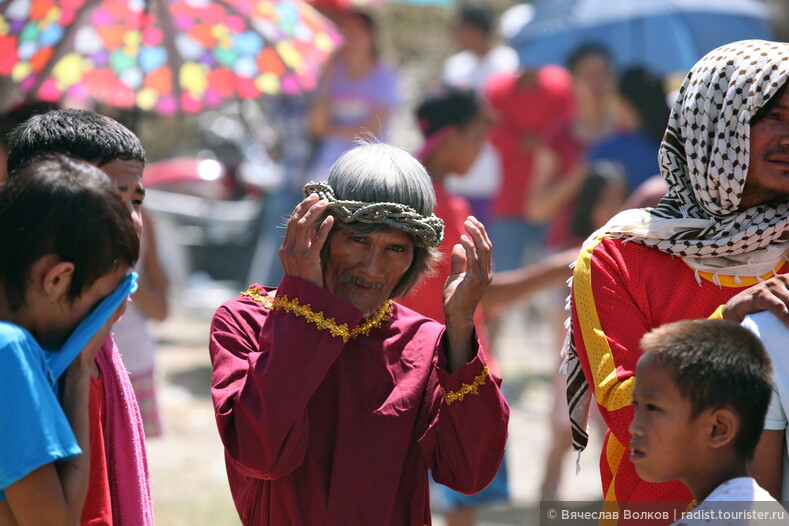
[0,0,343,115]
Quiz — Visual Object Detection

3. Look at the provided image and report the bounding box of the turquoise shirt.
[0,322,81,501]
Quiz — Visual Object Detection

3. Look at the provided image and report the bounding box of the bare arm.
[4,365,90,526]
[129,212,168,321]
[527,145,589,222]
[482,248,577,310]
[307,96,331,139]
[751,429,785,500]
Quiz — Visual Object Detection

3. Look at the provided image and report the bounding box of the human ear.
[708,407,739,449]
[42,260,75,300]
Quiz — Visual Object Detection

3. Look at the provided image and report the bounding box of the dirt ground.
[144,289,603,526]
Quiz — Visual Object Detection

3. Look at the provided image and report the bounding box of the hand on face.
[442,216,492,322]
[279,194,334,288]
[75,300,128,371]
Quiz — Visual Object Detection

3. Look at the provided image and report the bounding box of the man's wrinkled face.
[740,85,789,209]
[323,228,414,316]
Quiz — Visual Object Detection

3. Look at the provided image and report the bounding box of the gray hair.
[319,142,441,298]
[328,141,436,217]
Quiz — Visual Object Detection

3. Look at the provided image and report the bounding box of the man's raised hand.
[279,194,334,288]
[442,216,493,323]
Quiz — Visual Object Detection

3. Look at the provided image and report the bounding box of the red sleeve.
[571,238,645,448]
[209,276,363,480]
[417,333,509,495]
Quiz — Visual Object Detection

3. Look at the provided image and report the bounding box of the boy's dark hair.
[639,319,773,461]
[566,42,613,73]
[457,3,494,35]
[6,109,146,176]
[416,85,480,137]
[0,154,139,310]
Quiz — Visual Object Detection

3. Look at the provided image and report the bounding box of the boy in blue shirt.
[0,155,139,524]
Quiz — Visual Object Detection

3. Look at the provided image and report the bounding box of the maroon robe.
[209,276,509,525]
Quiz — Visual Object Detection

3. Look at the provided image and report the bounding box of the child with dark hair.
[7,109,147,235]
[0,155,139,525]
[403,83,577,526]
[631,319,781,522]
[6,109,157,525]
[7,109,147,171]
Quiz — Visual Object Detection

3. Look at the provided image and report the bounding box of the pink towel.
[97,336,155,525]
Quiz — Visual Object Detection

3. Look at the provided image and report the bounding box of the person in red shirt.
[566,39,789,524]
[528,43,617,252]
[209,141,509,525]
[485,62,573,270]
[401,83,581,526]
[401,84,505,526]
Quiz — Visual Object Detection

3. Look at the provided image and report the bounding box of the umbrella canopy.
[508,0,775,76]
[0,0,343,115]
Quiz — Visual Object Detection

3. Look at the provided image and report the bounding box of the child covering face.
[0,155,139,525]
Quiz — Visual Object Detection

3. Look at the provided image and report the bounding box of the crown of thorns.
[304,181,444,248]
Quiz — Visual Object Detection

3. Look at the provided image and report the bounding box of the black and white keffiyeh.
[564,40,789,454]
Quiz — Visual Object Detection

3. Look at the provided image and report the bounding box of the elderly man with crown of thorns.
[209,141,509,526]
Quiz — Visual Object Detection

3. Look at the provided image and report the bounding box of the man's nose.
[360,249,386,279]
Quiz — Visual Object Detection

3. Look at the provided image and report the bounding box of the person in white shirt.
[743,311,789,502]
[441,2,517,229]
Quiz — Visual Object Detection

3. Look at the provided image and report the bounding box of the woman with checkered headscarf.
[564,40,789,521]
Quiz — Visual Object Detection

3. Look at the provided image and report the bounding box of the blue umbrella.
[508,0,775,76]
